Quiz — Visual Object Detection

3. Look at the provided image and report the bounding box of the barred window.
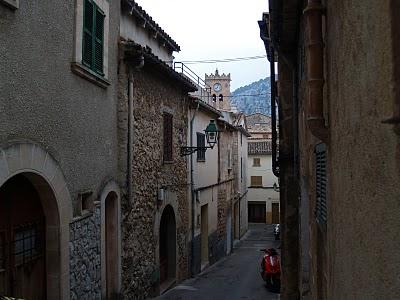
[315,143,327,226]
[163,113,173,162]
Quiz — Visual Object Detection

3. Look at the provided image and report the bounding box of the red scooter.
[260,248,281,293]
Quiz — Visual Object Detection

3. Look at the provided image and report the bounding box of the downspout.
[127,55,144,203]
[304,0,328,142]
[270,48,280,177]
[190,101,200,276]
[128,72,134,202]
[383,0,400,129]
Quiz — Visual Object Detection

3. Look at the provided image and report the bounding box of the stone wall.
[118,63,190,299]
[69,205,101,300]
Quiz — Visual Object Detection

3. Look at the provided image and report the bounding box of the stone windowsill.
[0,0,19,9]
[71,210,94,223]
[71,62,110,89]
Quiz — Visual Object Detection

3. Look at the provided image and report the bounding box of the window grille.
[315,143,327,225]
[196,133,206,161]
[163,113,173,162]
[13,223,43,266]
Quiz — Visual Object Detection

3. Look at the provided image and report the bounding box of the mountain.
[231,78,271,115]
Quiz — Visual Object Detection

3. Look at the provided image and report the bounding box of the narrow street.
[155,224,280,300]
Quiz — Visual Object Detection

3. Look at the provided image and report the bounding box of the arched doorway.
[159,205,176,285]
[105,191,118,299]
[0,174,47,299]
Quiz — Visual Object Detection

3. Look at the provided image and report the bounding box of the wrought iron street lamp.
[181,120,220,156]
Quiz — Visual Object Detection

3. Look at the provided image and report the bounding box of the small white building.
[246,113,280,224]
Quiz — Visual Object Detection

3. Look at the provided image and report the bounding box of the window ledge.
[1,0,19,9]
[197,159,206,162]
[71,62,110,89]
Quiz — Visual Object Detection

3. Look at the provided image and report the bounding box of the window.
[71,0,110,87]
[315,143,327,226]
[14,225,43,266]
[251,176,262,187]
[163,113,173,162]
[197,133,206,161]
[82,0,105,75]
[241,157,243,181]
[253,158,261,167]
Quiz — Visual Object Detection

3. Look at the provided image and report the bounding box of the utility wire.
[181,55,267,64]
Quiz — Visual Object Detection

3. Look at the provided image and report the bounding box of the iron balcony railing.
[174,62,213,105]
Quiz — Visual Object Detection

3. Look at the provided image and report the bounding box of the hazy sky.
[134,0,270,91]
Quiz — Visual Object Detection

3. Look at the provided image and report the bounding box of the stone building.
[260,0,400,299]
[246,113,279,224]
[0,0,121,299]
[118,0,197,297]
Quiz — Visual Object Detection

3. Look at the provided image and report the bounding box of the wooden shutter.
[315,143,327,225]
[82,0,94,67]
[94,7,104,74]
[82,0,104,75]
[163,113,173,162]
[251,176,262,187]
[197,133,206,161]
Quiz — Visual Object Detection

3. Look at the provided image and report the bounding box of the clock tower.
[205,69,232,111]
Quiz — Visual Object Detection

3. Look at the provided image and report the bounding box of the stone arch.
[0,141,72,299]
[99,180,121,299]
[159,204,176,286]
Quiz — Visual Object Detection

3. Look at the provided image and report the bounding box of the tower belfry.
[205,69,232,111]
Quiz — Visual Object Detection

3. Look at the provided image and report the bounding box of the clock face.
[213,83,222,92]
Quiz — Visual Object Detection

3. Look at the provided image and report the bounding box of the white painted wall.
[120,13,174,64]
[247,155,278,188]
[190,109,219,235]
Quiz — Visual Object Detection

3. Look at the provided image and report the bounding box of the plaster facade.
[1,0,120,298]
[262,0,400,298]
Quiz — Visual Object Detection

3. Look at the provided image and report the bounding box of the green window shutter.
[82,0,104,75]
[94,8,104,74]
[82,0,94,67]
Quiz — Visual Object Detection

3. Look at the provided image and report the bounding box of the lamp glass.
[205,120,218,147]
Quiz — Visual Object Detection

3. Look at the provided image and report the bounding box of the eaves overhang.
[122,40,197,92]
[189,96,223,118]
[123,0,181,52]
[268,0,302,66]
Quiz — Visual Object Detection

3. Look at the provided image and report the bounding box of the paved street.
[155,224,280,300]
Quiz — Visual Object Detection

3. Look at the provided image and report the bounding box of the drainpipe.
[383,0,400,129]
[270,48,279,177]
[127,55,144,202]
[190,101,200,276]
[304,0,328,142]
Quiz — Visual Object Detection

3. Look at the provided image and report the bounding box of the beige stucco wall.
[324,1,399,298]
[296,0,400,298]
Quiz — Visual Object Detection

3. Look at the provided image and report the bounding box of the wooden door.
[0,175,46,299]
[200,204,208,265]
[272,203,280,224]
[248,202,266,223]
